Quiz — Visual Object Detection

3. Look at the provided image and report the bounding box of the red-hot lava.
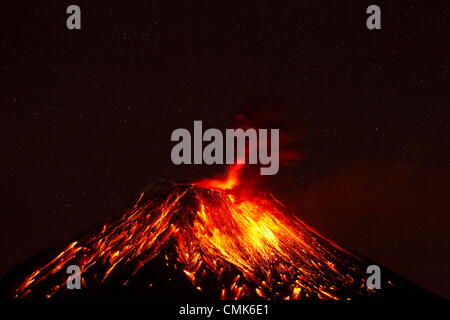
[9,164,397,299]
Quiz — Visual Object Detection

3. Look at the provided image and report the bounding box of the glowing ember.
[9,165,396,299]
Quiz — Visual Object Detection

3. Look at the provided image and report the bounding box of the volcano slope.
[0,180,437,300]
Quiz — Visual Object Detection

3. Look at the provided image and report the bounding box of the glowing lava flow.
[11,165,386,299]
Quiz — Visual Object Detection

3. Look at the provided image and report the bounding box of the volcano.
[0,167,436,300]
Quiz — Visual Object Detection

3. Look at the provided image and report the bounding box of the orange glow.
[194,164,243,190]
[11,165,380,300]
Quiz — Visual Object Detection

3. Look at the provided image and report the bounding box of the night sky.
[1,1,449,298]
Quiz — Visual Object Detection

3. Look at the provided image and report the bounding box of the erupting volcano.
[0,164,434,299]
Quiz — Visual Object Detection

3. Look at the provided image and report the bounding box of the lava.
[9,165,397,299]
